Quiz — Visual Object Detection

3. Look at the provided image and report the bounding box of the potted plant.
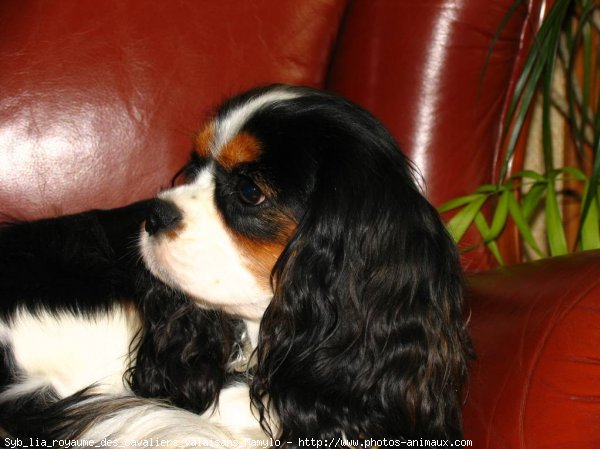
[441,0,600,265]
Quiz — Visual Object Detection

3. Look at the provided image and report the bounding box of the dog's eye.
[237,177,265,206]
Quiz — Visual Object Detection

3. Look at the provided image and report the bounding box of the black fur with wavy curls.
[246,87,474,444]
[129,270,239,414]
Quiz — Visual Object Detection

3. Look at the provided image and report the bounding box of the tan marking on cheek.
[216,133,262,169]
[165,221,187,240]
[195,122,215,159]
[140,218,186,241]
[230,214,296,291]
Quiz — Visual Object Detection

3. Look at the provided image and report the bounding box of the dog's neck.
[226,318,261,373]
[244,319,260,348]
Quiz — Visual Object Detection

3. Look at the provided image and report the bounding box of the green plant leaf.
[500,0,572,181]
[502,62,546,181]
[507,189,545,257]
[522,182,547,221]
[445,195,487,243]
[560,166,587,181]
[480,0,526,95]
[579,74,600,234]
[545,177,568,255]
[565,0,596,158]
[438,193,489,213]
[509,170,546,182]
[580,180,600,250]
[488,188,510,240]
[541,32,560,171]
[475,184,500,193]
[473,212,505,265]
[580,11,593,149]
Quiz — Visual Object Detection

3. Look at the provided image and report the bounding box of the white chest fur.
[0,305,141,400]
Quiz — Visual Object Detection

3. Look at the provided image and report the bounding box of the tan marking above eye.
[195,121,215,159]
[216,132,262,169]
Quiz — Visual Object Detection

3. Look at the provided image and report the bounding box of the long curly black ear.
[251,127,472,442]
[129,272,237,414]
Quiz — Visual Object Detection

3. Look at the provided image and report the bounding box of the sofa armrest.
[463,250,600,448]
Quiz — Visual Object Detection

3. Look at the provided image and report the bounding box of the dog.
[0,84,472,446]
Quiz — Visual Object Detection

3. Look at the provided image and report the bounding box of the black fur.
[130,271,240,414]
[0,201,149,317]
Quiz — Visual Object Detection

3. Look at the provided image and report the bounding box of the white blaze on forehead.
[212,88,302,156]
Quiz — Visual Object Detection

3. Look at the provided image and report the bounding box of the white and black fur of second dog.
[0,85,473,445]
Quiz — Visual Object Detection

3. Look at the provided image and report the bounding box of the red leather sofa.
[1,1,599,447]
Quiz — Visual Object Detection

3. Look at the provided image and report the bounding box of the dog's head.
[140,84,472,439]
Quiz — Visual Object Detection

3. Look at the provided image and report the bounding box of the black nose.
[145,199,183,236]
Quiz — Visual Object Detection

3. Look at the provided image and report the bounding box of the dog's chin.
[139,233,271,320]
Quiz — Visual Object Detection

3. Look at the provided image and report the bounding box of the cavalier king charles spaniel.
[0,85,472,445]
